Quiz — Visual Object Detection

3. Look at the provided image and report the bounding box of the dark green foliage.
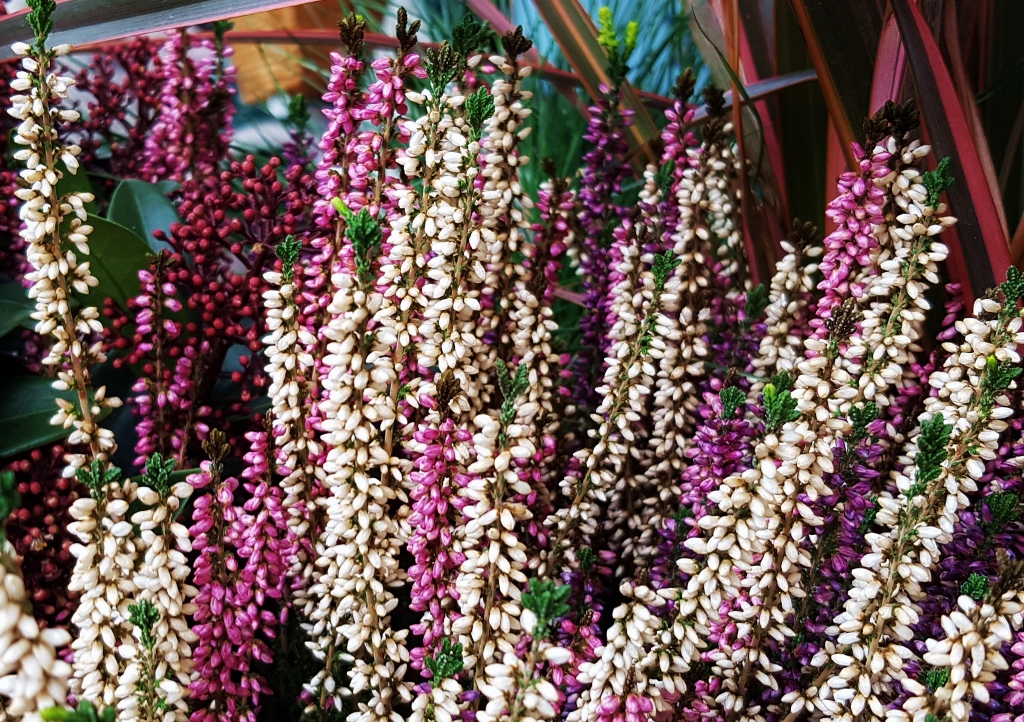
[762,383,799,434]
[744,284,769,325]
[577,546,597,574]
[287,93,310,131]
[496,359,529,436]
[465,87,495,141]
[848,403,879,442]
[141,452,176,497]
[1001,267,1024,304]
[655,159,676,197]
[980,355,1022,415]
[841,403,878,475]
[329,205,382,286]
[451,14,489,61]
[921,667,950,692]
[425,638,464,683]
[0,470,18,543]
[961,572,989,601]
[913,415,952,490]
[983,491,1020,538]
[652,251,680,290]
[522,578,571,639]
[769,371,794,392]
[426,41,460,95]
[337,12,366,57]
[719,386,745,421]
[922,157,955,210]
[858,497,880,535]
[501,25,533,61]
[42,701,116,722]
[26,0,57,51]
[128,599,160,651]
[276,235,302,285]
[76,460,123,502]
[396,7,421,55]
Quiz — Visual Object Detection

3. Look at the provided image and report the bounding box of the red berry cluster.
[3,444,83,630]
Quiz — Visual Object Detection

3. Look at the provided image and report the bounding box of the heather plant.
[1,3,1024,722]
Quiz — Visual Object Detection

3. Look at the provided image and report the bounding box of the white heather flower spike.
[0,550,72,722]
[261,247,322,590]
[125,458,197,722]
[67,469,140,707]
[800,288,1024,720]
[11,32,119,476]
[544,240,677,578]
[471,56,534,416]
[304,262,409,718]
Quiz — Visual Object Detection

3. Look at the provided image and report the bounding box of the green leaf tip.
[960,572,989,601]
[744,284,769,325]
[0,470,18,544]
[425,41,461,95]
[424,638,464,683]
[451,13,489,60]
[465,87,495,141]
[577,546,597,574]
[921,666,950,692]
[128,599,160,650]
[1001,266,1024,304]
[597,7,618,51]
[337,12,367,57]
[922,157,955,210]
[655,160,676,197]
[652,251,680,289]
[76,460,123,502]
[913,415,952,490]
[719,386,745,421]
[42,700,116,722]
[332,206,382,286]
[522,578,571,639]
[983,491,1020,538]
[26,0,57,51]
[141,452,176,497]
[496,359,529,434]
[276,235,302,284]
[762,383,800,434]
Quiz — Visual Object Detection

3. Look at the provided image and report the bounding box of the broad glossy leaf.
[0,282,33,338]
[107,179,179,252]
[82,214,152,310]
[0,376,112,458]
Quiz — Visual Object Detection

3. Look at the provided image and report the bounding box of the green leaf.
[960,572,989,601]
[522,578,571,639]
[80,214,151,310]
[0,282,34,337]
[106,179,179,252]
[424,638,464,684]
[719,386,745,420]
[0,376,113,459]
[914,415,953,488]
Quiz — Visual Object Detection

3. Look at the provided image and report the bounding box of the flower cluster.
[6,5,1024,722]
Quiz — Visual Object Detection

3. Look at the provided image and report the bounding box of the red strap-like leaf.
[891,0,1011,295]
